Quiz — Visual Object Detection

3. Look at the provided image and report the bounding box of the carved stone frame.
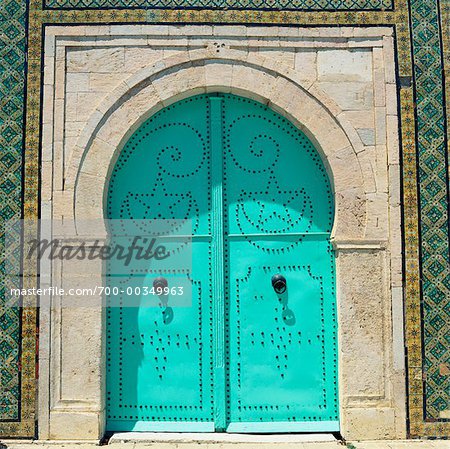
[39,25,405,440]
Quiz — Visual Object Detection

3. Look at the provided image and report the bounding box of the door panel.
[106,96,214,431]
[223,95,338,430]
[226,239,337,429]
[106,93,338,432]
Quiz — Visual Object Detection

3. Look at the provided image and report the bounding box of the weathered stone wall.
[39,25,404,440]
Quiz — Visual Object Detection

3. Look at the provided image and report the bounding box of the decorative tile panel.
[0,0,25,425]
[43,0,393,11]
[409,0,450,422]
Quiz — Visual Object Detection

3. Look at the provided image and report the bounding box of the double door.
[106,93,338,432]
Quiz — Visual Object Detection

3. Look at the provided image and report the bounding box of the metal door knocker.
[271,274,287,294]
[153,276,168,293]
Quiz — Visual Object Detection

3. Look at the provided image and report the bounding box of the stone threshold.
[2,440,450,449]
[108,433,337,444]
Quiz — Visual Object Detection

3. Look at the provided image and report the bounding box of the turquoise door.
[106,93,338,433]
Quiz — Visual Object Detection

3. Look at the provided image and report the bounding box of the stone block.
[66,72,90,93]
[386,83,398,116]
[383,36,396,84]
[356,146,377,193]
[294,48,317,81]
[334,188,366,239]
[170,24,211,36]
[49,412,102,440]
[355,26,393,37]
[41,161,53,202]
[109,25,144,36]
[213,25,245,36]
[41,121,53,162]
[373,67,386,107]
[233,64,275,101]
[77,91,105,123]
[65,121,85,138]
[44,56,55,85]
[142,25,170,35]
[307,82,340,115]
[84,25,110,36]
[55,56,66,100]
[124,47,164,73]
[269,76,302,113]
[80,139,114,178]
[387,114,400,165]
[375,144,389,193]
[366,192,389,238]
[259,48,295,69]
[75,173,104,220]
[317,48,372,82]
[52,191,73,219]
[357,128,376,146]
[342,407,397,440]
[316,81,373,111]
[348,37,381,48]
[375,106,387,145]
[59,305,103,400]
[163,47,184,59]
[278,27,300,37]
[153,66,206,105]
[344,110,375,129]
[96,85,161,146]
[67,47,125,73]
[329,145,364,192]
[338,249,387,400]
[42,86,55,127]
[388,163,401,207]
[64,92,78,119]
[246,26,280,37]
[204,61,233,89]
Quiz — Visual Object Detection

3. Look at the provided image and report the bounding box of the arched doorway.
[105,93,338,433]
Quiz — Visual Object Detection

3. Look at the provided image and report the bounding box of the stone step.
[1,439,450,449]
[108,432,337,444]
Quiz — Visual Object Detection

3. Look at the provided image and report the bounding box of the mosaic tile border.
[42,0,394,12]
[409,0,450,423]
[0,0,449,438]
[0,0,36,437]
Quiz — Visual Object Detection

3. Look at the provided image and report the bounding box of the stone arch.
[66,49,369,241]
[41,28,405,442]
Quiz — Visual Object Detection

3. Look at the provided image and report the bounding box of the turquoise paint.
[223,95,338,430]
[106,93,338,432]
[106,95,215,428]
[210,97,227,431]
[227,421,340,433]
[107,421,215,432]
